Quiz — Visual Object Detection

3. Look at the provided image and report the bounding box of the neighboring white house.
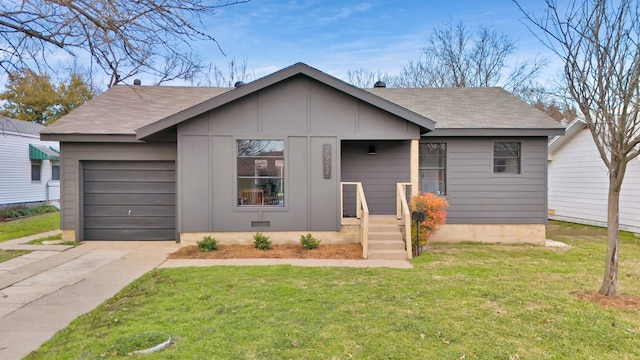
[548,118,640,233]
[0,116,60,206]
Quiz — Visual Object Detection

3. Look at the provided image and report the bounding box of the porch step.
[367,215,408,260]
[368,249,408,260]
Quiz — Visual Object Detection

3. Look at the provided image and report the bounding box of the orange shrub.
[409,192,448,246]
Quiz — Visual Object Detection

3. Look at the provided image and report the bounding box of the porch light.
[367,146,376,155]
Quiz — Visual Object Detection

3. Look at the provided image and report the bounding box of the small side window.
[31,162,42,182]
[52,163,60,181]
[494,142,521,174]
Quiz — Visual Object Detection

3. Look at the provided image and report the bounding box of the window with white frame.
[419,143,446,195]
[493,142,521,174]
[237,139,285,207]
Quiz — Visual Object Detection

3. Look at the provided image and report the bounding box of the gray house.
[41,63,563,258]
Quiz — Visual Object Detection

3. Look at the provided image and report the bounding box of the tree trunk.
[599,182,620,296]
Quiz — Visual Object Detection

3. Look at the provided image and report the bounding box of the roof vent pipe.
[373,80,386,88]
[133,79,141,85]
[234,81,245,88]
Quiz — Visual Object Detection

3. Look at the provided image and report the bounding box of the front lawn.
[26,222,640,359]
[0,212,60,242]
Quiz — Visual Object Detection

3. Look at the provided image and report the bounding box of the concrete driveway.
[0,236,179,360]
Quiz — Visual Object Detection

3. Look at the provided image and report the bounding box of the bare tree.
[0,0,249,88]
[398,21,547,99]
[346,67,398,88]
[516,0,640,296]
[195,57,254,87]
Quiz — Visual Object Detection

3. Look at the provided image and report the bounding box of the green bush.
[300,233,321,250]
[253,232,271,250]
[197,236,218,252]
[0,204,59,220]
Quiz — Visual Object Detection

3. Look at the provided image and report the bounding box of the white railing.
[340,182,369,259]
[397,182,413,260]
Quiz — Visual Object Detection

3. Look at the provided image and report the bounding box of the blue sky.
[199,0,562,84]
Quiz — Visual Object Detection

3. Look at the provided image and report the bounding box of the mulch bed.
[167,243,364,260]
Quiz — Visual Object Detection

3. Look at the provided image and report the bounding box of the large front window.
[419,143,446,195]
[237,139,284,206]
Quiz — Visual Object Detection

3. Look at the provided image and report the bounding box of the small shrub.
[0,204,59,220]
[300,233,321,250]
[409,192,448,247]
[197,236,218,252]
[253,232,271,250]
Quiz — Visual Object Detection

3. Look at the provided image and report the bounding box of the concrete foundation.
[180,225,361,247]
[430,224,546,245]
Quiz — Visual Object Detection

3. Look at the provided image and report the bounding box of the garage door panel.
[83,161,175,241]
[84,216,175,228]
[84,229,175,241]
[84,205,175,217]
[84,170,175,182]
[84,162,174,171]
[84,193,175,206]
[84,181,175,194]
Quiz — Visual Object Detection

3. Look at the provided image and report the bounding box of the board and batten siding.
[424,137,548,224]
[59,142,176,240]
[0,131,59,205]
[177,75,420,233]
[548,127,640,233]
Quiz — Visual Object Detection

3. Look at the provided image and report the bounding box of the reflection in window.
[52,163,60,181]
[494,142,521,174]
[237,140,284,206]
[419,143,446,195]
[31,161,41,182]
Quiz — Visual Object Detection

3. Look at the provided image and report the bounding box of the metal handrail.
[340,182,369,259]
[397,182,413,260]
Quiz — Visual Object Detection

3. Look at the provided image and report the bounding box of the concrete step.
[369,232,403,241]
[368,239,406,251]
[369,217,399,226]
[367,249,408,260]
[369,224,399,232]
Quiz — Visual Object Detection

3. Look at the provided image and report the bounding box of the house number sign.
[323,144,331,179]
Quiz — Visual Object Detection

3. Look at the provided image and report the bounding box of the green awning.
[29,144,59,161]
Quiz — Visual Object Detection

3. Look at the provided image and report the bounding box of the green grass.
[0,250,30,263]
[27,233,63,244]
[25,221,640,359]
[0,212,60,242]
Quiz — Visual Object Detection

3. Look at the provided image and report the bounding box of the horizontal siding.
[548,128,640,232]
[0,133,59,204]
[341,140,410,215]
[426,137,548,224]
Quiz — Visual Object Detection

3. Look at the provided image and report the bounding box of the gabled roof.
[135,62,436,139]
[0,116,44,137]
[42,62,564,141]
[548,118,586,155]
[368,87,565,136]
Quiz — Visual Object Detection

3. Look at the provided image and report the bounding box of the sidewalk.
[0,233,411,359]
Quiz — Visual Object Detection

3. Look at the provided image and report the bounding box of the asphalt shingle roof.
[0,116,44,136]
[367,87,560,129]
[42,81,561,136]
[41,85,230,135]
